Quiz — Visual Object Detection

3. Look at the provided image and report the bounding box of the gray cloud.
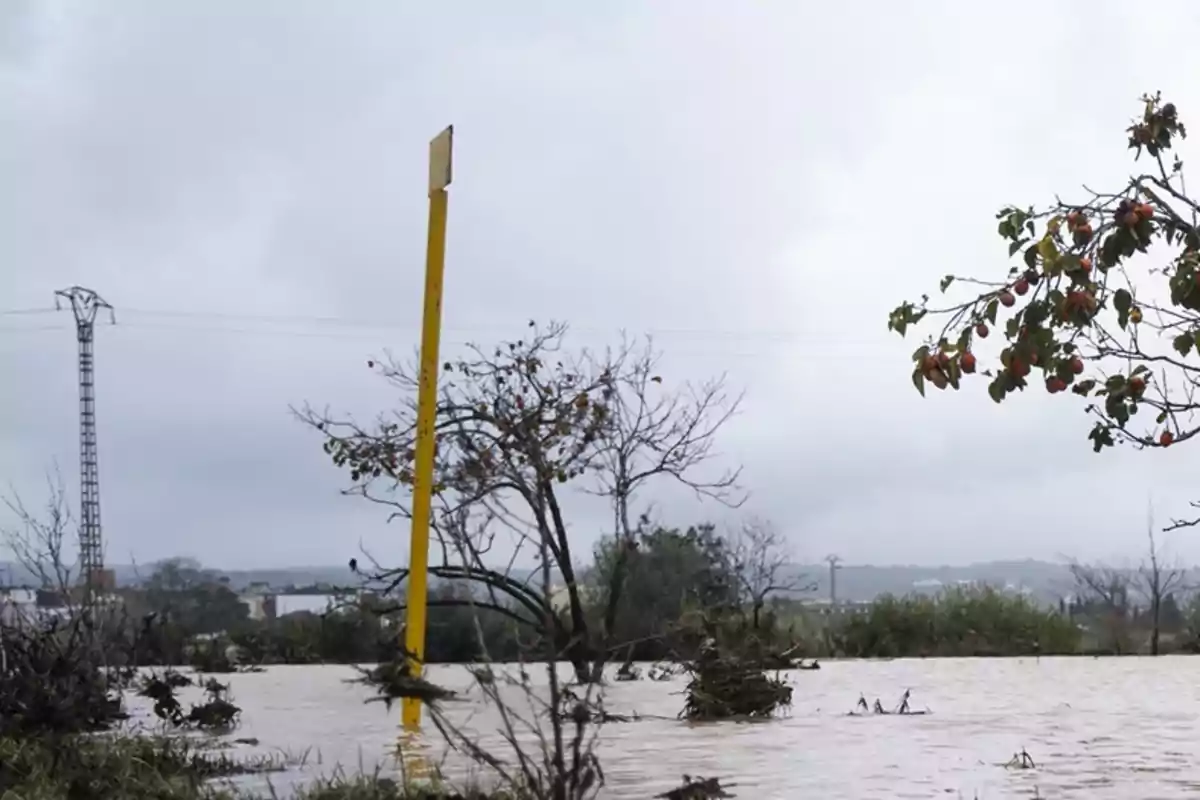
[4,1,1200,570]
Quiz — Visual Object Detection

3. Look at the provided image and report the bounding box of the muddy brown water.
[125,657,1200,799]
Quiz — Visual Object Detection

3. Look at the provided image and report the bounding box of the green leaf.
[911,368,926,397]
[985,299,999,324]
[1073,379,1097,396]
[1088,425,1115,452]
[1113,288,1133,329]
[1113,402,1130,427]
[987,378,1005,404]
[1100,234,1122,268]
[940,275,955,293]
[1023,245,1039,269]
[1174,333,1194,357]
[1005,318,1020,338]
[1157,411,1168,424]
[1037,236,1060,263]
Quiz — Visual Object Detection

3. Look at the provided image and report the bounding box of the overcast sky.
[4,1,1200,570]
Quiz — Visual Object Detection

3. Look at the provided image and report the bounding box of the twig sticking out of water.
[1003,748,1037,769]
[849,689,930,716]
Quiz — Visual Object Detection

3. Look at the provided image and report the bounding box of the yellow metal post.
[402,125,453,731]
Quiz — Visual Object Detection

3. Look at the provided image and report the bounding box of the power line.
[113,307,812,341]
[0,304,843,344]
[0,316,896,365]
[0,320,812,364]
[0,307,57,316]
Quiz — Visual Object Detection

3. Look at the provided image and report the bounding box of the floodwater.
[130,657,1200,799]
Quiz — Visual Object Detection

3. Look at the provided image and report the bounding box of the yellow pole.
[402,125,453,731]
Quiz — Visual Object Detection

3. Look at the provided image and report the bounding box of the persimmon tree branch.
[888,92,1200,530]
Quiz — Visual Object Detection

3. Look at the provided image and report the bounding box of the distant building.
[237,592,277,621]
[274,593,337,617]
[0,587,38,626]
[235,590,362,621]
[798,598,872,616]
[0,585,120,626]
[548,583,598,613]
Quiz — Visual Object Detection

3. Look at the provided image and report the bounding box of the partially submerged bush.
[139,671,243,731]
[834,587,1081,658]
[188,678,242,730]
[189,638,238,674]
[0,733,277,799]
[681,637,792,720]
[657,775,734,800]
[291,769,527,800]
[0,612,133,737]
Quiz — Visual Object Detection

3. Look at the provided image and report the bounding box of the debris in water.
[657,775,734,799]
[848,689,930,716]
[1004,748,1037,769]
[348,661,457,710]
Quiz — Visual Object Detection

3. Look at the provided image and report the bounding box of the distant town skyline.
[7,556,1183,607]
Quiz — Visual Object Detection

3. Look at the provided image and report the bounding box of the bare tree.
[729,517,813,629]
[1067,560,1133,654]
[2,465,79,600]
[297,321,744,683]
[1136,504,1187,655]
[1,465,145,728]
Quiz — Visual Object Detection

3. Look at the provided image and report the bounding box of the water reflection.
[394,729,438,783]
[126,658,1200,799]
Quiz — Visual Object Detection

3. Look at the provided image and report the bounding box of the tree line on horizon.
[8,525,1194,667]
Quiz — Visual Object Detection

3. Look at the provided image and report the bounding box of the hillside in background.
[4,557,1178,603]
[794,560,1079,604]
[0,560,358,591]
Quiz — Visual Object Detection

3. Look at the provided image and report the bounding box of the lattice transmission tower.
[54,286,115,588]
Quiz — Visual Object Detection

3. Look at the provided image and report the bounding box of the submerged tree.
[588,522,740,657]
[1066,561,1132,654]
[1135,504,1186,655]
[728,517,811,630]
[888,93,1200,527]
[298,322,743,682]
